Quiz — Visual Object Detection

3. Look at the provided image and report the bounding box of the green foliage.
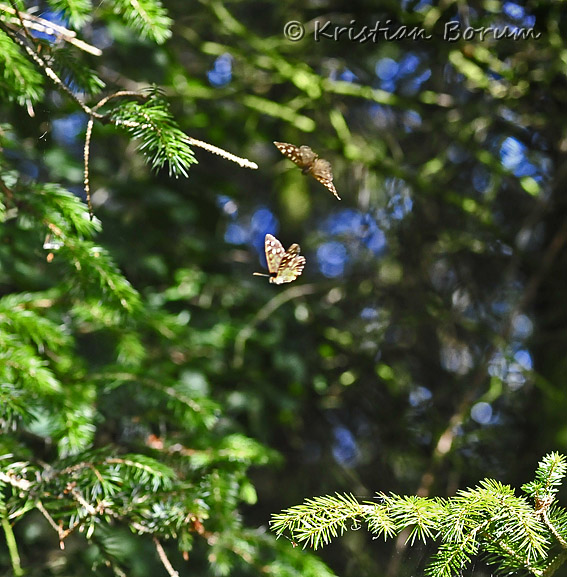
[272,454,567,577]
[271,493,368,549]
[523,453,567,503]
[0,32,302,568]
[105,0,172,43]
[0,28,44,105]
[110,89,197,177]
[46,0,93,29]
[50,46,106,95]
[0,14,277,565]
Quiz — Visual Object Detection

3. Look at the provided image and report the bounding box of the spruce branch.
[383,493,445,545]
[0,451,190,551]
[108,0,172,44]
[523,453,567,503]
[0,24,44,106]
[83,89,257,217]
[271,493,368,550]
[108,89,197,177]
[1,8,256,218]
[0,18,99,116]
[271,454,567,577]
[53,235,141,313]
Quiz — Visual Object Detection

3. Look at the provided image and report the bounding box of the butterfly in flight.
[274,141,341,200]
[253,234,306,285]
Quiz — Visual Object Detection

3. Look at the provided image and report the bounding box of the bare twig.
[84,116,94,218]
[187,136,258,169]
[0,3,102,55]
[35,500,63,536]
[0,471,31,491]
[6,0,33,45]
[153,537,180,577]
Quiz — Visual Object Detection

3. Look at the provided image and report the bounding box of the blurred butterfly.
[274,141,341,200]
[253,234,306,285]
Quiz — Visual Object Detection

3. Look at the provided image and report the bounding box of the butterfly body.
[254,234,306,285]
[274,141,341,200]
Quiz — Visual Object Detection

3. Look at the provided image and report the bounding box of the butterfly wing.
[274,142,340,200]
[310,158,341,200]
[274,142,317,170]
[264,234,286,274]
[271,243,306,285]
[274,142,302,167]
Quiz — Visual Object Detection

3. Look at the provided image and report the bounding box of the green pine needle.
[272,455,567,577]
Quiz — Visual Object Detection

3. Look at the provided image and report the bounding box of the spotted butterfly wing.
[310,158,339,200]
[254,234,306,285]
[274,141,341,200]
[273,142,314,169]
[270,242,306,285]
[264,233,286,275]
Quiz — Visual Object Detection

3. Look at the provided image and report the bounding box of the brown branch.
[187,136,258,169]
[6,0,33,45]
[540,508,567,550]
[0,471,31,491]
[0,2,102,55]
[35,500,64,543]
[153,537,180,577]
[84,116,94,218]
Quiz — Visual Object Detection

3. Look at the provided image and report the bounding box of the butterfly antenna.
[253,272,271,277]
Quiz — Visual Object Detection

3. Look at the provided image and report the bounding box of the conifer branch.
[0,18,100,117]
[272,455,567,577]
[1,10,256,217]
[540,510,567,550]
